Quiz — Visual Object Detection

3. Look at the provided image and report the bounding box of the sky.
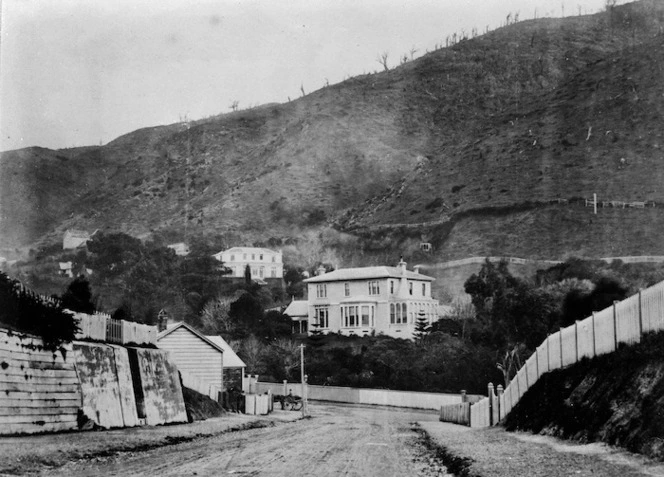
[0,0,627,152]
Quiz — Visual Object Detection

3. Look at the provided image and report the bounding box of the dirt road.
[37,404,445,477]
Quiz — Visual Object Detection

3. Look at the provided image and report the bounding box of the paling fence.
[74,312,157,346]
[179,369,222,401]
[464,280,664,428]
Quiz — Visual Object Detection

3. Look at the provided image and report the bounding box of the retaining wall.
[0,329,80,434]
[72,342,139,428]
[130,347,188,426]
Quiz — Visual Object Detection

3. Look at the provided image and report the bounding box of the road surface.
[42,404,446,476]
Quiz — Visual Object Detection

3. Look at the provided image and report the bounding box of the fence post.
[283,379,287,397]
[575,320,579,363]
[638,289,643,336]
[559,327,564,368]
[547,334,551,370]
[613,300,619,350]
[461,389,467,403]
[497,384,503,421]
[535,347,540,379]
[592,312,597,357]
[487,383,494,426]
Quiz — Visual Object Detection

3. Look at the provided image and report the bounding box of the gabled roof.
[157,321,225,354]
[284,300,308,318]
[205,336,246,368]
[304,266,435,283]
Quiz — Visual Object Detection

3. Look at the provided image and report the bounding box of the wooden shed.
[157,322,225,398]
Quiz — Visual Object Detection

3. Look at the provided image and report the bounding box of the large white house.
[303,259,440,339]
[212,247,283,279]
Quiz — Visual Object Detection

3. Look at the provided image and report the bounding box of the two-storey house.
[212,247,283,279]
[303,259,439,339]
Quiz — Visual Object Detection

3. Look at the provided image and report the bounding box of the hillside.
[1,1,664,264]
[504,331,664,461]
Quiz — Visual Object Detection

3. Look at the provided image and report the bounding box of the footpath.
[419,421,664,477]
[0,410,302,476]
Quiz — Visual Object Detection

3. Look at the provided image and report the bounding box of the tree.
[413,310,430,344]
[60,275,95,314]
[377,52,389,71]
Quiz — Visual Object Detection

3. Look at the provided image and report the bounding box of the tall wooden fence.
[466,280,664,428]
[74,312,156,346]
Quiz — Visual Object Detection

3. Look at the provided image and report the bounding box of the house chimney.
[397,256,407,275]
[316,265,326,276]
[413,265,420,274]
[157,309,168,332]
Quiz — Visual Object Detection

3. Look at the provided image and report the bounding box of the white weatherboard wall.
[0,329,81,434]
[157,327,223,392]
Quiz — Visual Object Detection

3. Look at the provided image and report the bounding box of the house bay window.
[341,305,374,328]
[390,302,408,324]
[314,306,329,328]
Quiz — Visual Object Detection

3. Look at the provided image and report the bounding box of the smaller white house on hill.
[284,299,309,334]
[212,247,283,279]
[157,322,247,399]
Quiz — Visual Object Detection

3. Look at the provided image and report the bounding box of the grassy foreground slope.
[504,331,664,461]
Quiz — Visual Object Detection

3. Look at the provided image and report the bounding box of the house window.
[390,280,394,294]
[361,306,373,327]
[259,267,264,278]
[271,267,276,278]
[316,284,327,298]
[409,282,413,295]
[243,253,247,259]
[341,305,372,328]
[368,281,380,295]
[260,254,263,260]
[230,254,235,261]
[272,256,276,262]
[252,268,257,277]
[315,306,329,328]
[252,254,255,260]
[422,283,426,296]
[391,303,407,324]
[344,282,350,297]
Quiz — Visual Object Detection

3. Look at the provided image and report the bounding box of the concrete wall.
[130,347,188,426]
[0,329,81,434]
[72,342,139,428]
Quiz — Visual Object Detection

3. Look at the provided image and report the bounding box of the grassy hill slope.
[1,1,663,265]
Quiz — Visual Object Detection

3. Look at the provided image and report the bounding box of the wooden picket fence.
[464,280,664,427]
[74,312,156,346]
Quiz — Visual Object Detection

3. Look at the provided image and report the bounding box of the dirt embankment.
[504,331,664,461]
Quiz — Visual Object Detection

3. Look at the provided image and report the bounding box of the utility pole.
[299,344,307,417]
